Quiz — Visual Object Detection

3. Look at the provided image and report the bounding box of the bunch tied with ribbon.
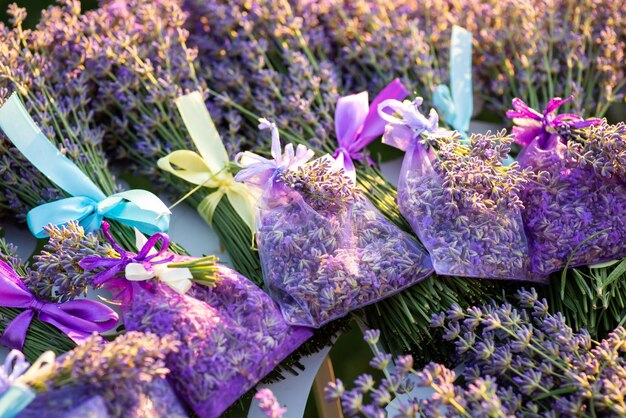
[0,350,56,418]
[0,260,118,351]
[0,93,170,238]
[157,91,257,232]
[79,222,195,303]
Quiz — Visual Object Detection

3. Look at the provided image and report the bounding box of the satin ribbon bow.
[333,79,409,175]
[0,261,118,351]
[79,222,193,298]
[0,350,56,418]
[157,91,257,232]
[234,118,315,188]
[378,97,441,152]
[506,95,602,149]
[0,93,170,238]
[433,26,473,138]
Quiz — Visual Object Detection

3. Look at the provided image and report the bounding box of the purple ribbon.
[333,79,409,172]
[506,96,602,149]
[0,261,118,351]
[79,222,173,304]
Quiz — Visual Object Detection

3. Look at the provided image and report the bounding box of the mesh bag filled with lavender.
[381,98,542,281]
[509,96,626,275]
[236,119,433,328]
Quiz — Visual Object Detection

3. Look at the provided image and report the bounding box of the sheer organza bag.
[79,223,311,418]
[507,96,626,274]
[380,98,543,281]
[235,119,434,328]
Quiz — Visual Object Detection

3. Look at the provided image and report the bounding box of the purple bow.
[0,260,118,351]
[333,79,409,172]
[79,222,173,304]
[506,96,602,149]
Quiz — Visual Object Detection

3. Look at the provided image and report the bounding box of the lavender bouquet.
[16,332,187,418]
[380,98,539,281]
[31,221,312,418]
[507,96,626,275]
[236,120,433,327]
[328,289,626,417]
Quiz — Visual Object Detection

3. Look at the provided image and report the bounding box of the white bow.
[126,229,193,294]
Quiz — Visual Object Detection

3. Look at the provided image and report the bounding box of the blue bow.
[0,93,170,237]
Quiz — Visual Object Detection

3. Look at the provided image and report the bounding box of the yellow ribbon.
[157,91,257,232]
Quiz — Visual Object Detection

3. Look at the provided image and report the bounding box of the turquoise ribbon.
[0,384,35,418]
[0,93,170,237]
[433,25,473,137]
[433,27,514,166]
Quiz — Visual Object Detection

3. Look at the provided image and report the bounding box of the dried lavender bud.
[397,130,539,280]
[331,290,626,417]
[519,123,626,274]
[258,157,432,327]
[123,281,311,417]
[23,222,117,302]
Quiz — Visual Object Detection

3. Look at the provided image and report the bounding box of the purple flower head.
[506,96,602,149]
[255,388,286,418]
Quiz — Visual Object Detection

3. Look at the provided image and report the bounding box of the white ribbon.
[126,229,194,294]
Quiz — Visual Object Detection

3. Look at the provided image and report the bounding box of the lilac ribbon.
[79,222,173,304]
[333,79,409,173]
[0,261,118,351]
[506,96,602,149]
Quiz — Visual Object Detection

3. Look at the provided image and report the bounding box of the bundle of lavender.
[2,333,186,418]
[30,221,311,417]
[0,5,182,253]
[328,289,626,417]
[451,0,626,118]
[0,237,77,361]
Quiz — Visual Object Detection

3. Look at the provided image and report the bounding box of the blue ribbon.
[433,25,473,137]
[0,93,170,237]
[433,27,514,166]
[0,384,35,418]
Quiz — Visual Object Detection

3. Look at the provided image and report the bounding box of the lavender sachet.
[74,222,311,418]
[236,119,433,328]
[508,96,626,274]
[380,98,542,281]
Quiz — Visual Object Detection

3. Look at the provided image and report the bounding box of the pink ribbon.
[333,79,409,172]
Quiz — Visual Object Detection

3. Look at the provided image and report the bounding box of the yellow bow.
[157,91,257,232]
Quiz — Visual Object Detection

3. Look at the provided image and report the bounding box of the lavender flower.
[256,156,433,327]
[255,388,286,418]
[330,291,626,417]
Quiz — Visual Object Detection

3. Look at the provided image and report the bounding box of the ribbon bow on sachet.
[333,79,409,174]
[0,350,56,418]
[234,118,315,188]
[377,97,442,152]
[0,93,170,238]
[0,261,118,351]
[80,222,193,300]
[433,25,473,138]
[506,95,602,149]
[157,91,257,232]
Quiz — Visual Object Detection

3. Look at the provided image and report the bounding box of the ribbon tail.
[0,93,106,200]
[448,25,473,133]
[197,189,226,226]
[103,198,170,236]
[1,310,35,351]
[225,188,257,234]
[176,91,229,173]
[0,384,36,418]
